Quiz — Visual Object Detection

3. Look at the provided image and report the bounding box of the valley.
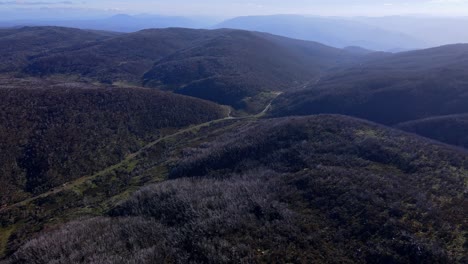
[0,25,466,263]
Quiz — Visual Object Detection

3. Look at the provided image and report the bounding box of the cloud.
[0,1,74,5]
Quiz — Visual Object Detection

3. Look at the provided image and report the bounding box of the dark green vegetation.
[3,115,467,263]
[0,76,226,207]
[271,44,468,125]
[1,26,361,111]
[1,26,468,264]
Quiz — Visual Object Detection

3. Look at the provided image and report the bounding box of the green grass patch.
[0,225,15,258]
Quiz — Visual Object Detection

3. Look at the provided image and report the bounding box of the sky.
[1,0,468,20]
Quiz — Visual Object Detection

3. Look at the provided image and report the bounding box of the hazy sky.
[2,0,468,19]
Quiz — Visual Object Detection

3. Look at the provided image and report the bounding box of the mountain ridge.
[1,26,366,112]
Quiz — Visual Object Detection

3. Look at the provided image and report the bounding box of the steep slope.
[3,115,467,263]
[215,15,424,51]
[0,77,226,207]
[143,30,358,109]
[271,44,468,125]
[397,114,468,149]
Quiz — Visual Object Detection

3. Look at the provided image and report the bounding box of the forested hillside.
[3,115,466,263]
[0,77,226,207]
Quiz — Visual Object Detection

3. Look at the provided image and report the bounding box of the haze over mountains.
[2,14,468,51]
[0,14,214,33]
[0,19,467,264]
[216,15,423,51]
[217,15,468,51]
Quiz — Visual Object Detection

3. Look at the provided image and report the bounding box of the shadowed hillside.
[397,114,468,149]
[271,44,468,125]
[3,115,467,263]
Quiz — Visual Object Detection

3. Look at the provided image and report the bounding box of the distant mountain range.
[0,14,215,32]
[215,15,425,51]
[216,15,468,51]
[355,16,468,48]
[2,14,468,51]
